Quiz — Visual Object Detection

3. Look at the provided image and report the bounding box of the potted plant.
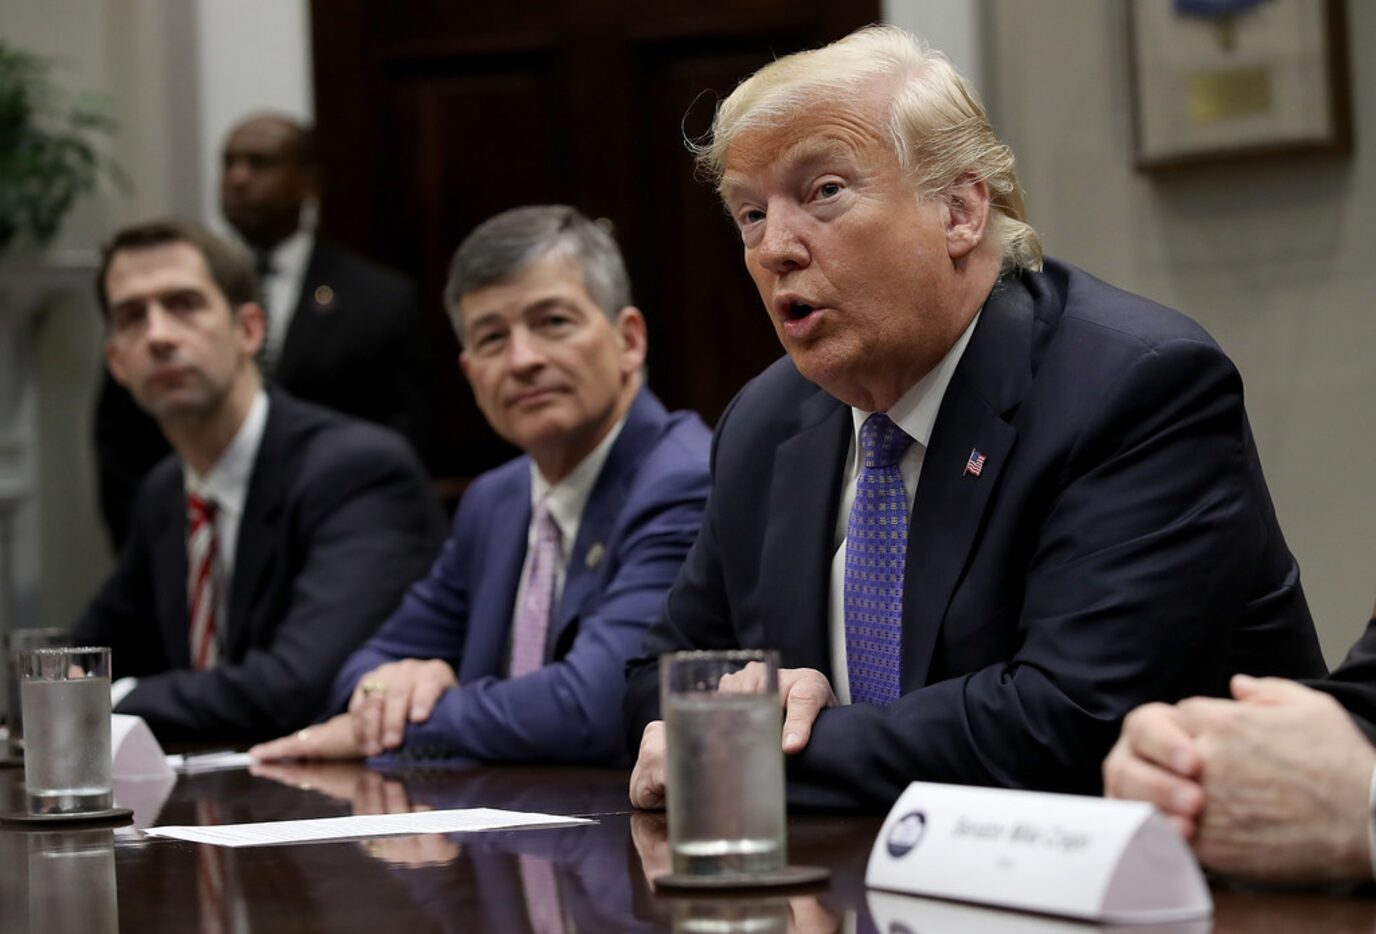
[0,40,120,254]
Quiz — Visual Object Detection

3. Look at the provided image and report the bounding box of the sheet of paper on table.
[145,808,594,847]
[165,751,257,773]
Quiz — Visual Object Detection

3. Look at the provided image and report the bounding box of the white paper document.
[145,807,593,847]
[165,751,257,773]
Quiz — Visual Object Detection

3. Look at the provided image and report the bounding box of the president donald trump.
[626,25,1323,810]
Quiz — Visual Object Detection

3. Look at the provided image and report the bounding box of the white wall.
[3,0,141,633]
[2,0,313,630]
[984,0,1375,665]
[883,0,985,92]
[192,0,314,233]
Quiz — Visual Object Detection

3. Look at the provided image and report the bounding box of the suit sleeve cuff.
[1367,763,1376,880]
[1364,764,1376,880]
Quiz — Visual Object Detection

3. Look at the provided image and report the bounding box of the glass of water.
[5,627,69,744]
[661,649,786,878]
[20,647,113,814]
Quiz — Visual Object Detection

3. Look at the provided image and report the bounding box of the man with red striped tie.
[73,219,446,743]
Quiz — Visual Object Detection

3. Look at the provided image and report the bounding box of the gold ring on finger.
[361,678,387,697]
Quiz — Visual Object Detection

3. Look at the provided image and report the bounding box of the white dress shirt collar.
[849,308,983,447]
[528,413,628,557]
[184,389,269,574]
[259,229,314,364]
[267,228,313,281]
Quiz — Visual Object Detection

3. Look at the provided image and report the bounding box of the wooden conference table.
[1,760,1374,932]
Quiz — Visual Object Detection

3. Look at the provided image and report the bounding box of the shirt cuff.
[110,676,139,707]
[1367,763,1376,880]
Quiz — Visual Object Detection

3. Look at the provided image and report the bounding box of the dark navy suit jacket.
[625,259,1325,808]
[330,388,711,765]
[1315,615,1376,741]
[73,391,446,743]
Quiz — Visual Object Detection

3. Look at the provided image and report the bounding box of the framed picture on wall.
[1127,0,1351,170]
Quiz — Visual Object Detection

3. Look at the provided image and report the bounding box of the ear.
[235,301,267,359]
[943,174,990,262]
[614,307,647,374]
[458,349,474,387]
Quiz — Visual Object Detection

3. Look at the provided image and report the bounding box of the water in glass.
[665,690,786,876]
[22,677,113,813]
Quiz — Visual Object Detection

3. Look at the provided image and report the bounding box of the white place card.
[114,773,176,829]
[145,807,593,847]
[866,782,1211,924]
[111,714,175,781]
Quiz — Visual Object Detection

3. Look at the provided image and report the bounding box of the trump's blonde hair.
[694,25,1042,273]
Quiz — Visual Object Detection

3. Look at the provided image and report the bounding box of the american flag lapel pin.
[963,447,987,478]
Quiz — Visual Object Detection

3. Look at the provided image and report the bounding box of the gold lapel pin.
[313,285,336,310]
[585,542,605,569]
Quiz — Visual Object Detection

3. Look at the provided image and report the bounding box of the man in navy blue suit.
[253,205,711,766]
[625,25,1324,810]
[95,114,437,549]
[75,219,444,742]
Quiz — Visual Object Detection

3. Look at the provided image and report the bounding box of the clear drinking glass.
[5,627,68,744]
[661,649,786,877]
[20,647,112,814]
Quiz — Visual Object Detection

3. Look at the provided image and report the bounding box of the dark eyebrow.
[524,296,582,315]
[466,293,586,334]
[109,298,144,319]
[464,311,506,335]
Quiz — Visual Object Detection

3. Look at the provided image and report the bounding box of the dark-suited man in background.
[625,25,1324,811]
[252,205,711,766]
[1105,608,1376,884]
[95,112,437,547]
[74,219,445,742]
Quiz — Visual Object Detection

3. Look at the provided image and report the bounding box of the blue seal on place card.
[886,810,927,858]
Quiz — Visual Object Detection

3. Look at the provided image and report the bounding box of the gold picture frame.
[1127,0,1351,170]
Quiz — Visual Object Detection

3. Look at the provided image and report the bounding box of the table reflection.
[2,761,1375,932]
[25,827,119,933]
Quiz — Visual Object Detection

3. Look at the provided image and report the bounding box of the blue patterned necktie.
[844,413,914,706]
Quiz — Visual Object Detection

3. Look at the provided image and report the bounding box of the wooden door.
[310,0,880,478]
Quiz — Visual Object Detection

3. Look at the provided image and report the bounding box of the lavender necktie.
[844,413,913,706]
[509,499,563,678]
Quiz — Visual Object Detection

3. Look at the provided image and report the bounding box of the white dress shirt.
[184,389,270,616]
[258,229,313,367]
[826,311,982,705]
[1368,765,1376,878]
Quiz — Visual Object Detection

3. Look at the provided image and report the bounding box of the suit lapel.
[274,241,331,383]
[550,391,666,653]
[465,472,532,679]
[759,390,851,675]
[900,277,1035,689]
[223,396,293,661]
[154,469,192,668]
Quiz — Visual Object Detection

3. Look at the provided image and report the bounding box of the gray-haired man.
[254,205,711,766]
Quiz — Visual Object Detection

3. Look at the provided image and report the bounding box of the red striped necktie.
[186,493,220,670]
